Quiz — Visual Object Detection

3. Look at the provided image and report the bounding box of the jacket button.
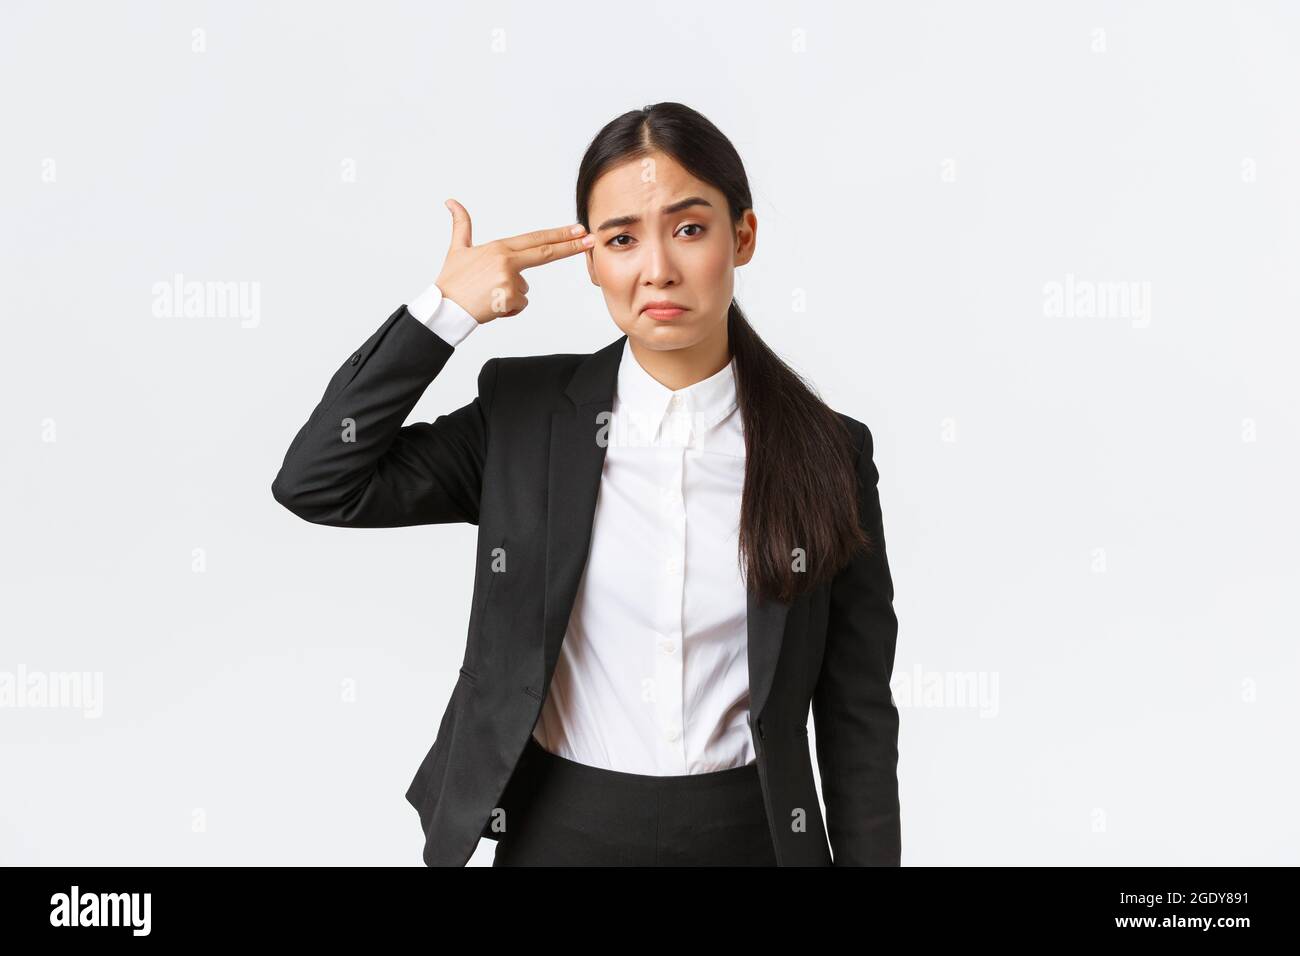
[350,353,360,365]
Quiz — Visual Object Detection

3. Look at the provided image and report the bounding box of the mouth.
[641,301,689,320]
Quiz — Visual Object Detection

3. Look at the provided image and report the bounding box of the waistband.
[522,733,759,793]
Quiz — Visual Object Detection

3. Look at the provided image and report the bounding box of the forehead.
[588,152,722,216]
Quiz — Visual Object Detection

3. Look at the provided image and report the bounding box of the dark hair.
[575,102,868,604]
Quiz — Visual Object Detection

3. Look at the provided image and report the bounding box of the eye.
[605,224,706,248]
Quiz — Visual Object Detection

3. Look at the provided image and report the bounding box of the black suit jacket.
[271,304,901,866]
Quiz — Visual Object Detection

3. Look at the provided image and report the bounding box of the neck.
[628,319,731,391]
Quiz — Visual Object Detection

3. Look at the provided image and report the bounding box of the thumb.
[445,198,472,248]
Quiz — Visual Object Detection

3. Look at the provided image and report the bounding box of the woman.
[271,102,900,866]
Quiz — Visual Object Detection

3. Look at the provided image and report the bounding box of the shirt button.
[665,557,681,575]
[666,726,681,742]
[659,639,675,654]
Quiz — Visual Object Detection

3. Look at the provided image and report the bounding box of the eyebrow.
[594,196,714,232]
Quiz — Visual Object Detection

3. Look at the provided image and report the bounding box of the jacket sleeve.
[812,422,901,865]
[271,304,499,527]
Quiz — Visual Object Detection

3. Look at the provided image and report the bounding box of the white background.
[2,0,1296,865]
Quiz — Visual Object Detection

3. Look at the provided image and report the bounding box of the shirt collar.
[614,337,738,444]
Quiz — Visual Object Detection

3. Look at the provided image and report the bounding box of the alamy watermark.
[49,885,150,936]
[891,664,999,718]
[0,665,102,717]
[151,272,260,328]
[1043,273,1151,328]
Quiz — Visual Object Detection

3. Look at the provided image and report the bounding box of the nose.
[642,232,680,288]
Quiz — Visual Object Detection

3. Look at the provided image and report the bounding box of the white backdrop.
[2,0,1296,865]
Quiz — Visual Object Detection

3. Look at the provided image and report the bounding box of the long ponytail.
[577,102,869,604]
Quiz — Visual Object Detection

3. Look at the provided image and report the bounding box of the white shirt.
[407,282,754,775]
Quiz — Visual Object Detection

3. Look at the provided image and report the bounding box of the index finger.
[500,222,588,252]
[509,232,596,269]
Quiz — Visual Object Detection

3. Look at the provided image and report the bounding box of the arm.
[270,295,496,527]
[811,422,901,865]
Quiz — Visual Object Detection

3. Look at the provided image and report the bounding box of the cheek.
[687,239,732,283]
[593,251,637,288]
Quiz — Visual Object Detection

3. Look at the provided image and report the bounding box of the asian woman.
[271,101,900,866]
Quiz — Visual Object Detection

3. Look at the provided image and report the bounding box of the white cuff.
[405,282,479,347]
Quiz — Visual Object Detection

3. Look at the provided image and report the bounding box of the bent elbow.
[271,469,371,527]
[271,471,322,524]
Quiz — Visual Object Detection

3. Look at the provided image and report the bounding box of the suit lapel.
[540,335,791,722]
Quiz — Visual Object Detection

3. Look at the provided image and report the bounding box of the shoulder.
[831,410,873,463]
[485,350,587,401]
[494,349,588,380]
[471,349,595,421]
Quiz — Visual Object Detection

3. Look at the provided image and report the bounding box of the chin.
[631,319,699,348]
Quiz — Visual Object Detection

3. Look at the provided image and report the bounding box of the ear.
[585,249,599,286]
[733,209,757,268]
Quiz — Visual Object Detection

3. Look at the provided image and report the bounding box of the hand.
[434,199,596,324]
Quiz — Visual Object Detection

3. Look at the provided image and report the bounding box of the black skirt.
[491,734,777,866]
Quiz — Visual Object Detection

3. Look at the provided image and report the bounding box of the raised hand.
[434,199,596,324]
